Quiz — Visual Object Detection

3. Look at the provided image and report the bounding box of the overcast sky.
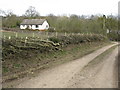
[0,0,119,16]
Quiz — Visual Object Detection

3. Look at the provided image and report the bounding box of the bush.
[48,27,56,32]
[49,34,107,46]
[49,37,60,43]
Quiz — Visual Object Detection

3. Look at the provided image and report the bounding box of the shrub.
[49,37,60,43]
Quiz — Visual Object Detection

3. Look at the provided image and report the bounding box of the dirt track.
[67,46,118,88]
[15,43,118,88]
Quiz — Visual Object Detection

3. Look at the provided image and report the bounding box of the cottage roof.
[20,19,46,25]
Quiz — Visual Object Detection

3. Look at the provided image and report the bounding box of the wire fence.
[2,30,92,40]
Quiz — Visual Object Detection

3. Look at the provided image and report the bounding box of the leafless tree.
[0,9,14,17]
[25,6,40,17]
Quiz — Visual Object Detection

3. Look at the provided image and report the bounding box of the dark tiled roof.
[20,19,46,25]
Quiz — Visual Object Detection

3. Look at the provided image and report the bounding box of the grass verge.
[83,44,118,69]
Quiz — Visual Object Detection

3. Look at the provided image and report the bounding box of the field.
[2,30,110,83]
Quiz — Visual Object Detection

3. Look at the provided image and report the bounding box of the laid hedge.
[49,34,107,46]
[2,38,60,60]
[2,34,107,60]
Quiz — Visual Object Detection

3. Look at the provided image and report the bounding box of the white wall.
[42,21,49,29]
[20,20,49,30]
[31,21,49,30]
[20,25,27,29]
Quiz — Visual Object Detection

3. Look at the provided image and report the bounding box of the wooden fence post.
[4,35,6,39]
[47,35,49,41]
[72,33,74,35]
[16,33,18,38]
[9,36,11,40]
[26,37,28,39]
[56,32,58,37]
[24,39,27,46]
[33,33,35,38]
[65,32,67,36]
[46,32,48,36]
[78,33,80,35]
[41,38,42,41]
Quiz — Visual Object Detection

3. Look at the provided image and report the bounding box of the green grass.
[83,44,118,68]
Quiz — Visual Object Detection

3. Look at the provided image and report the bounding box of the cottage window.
[46,25,48,28]
[36,25,39,28]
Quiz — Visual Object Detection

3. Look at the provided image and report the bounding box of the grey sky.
[0,0,119,16]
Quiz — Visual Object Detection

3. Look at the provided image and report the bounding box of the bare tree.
[0,9,14,17]
[25,6,40,17]
[0,9,4,15]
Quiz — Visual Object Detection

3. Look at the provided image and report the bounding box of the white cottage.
[20,19,49,30]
